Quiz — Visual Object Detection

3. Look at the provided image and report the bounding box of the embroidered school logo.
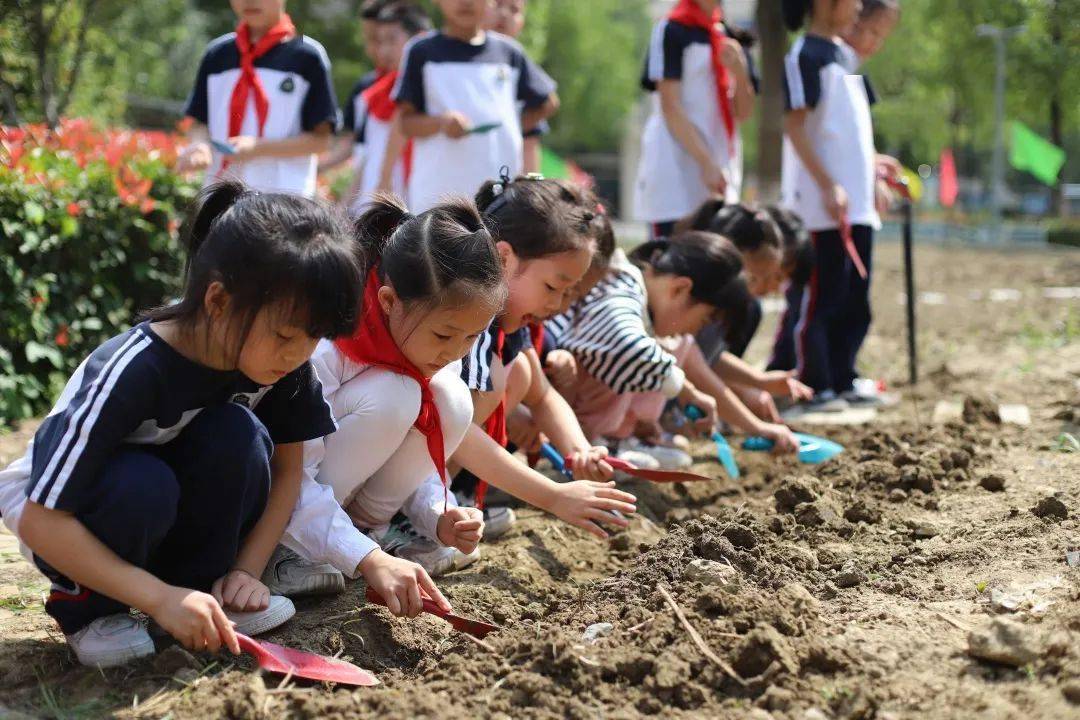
[231,392,254,408]
[495,66,509,85]
[280,77,295,93]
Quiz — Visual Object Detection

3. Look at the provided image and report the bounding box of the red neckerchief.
[528,321,545,355]
[225,14,296,170]
[335,269,448,510]
[668,0,735,143]
[476,328,508,509]
[361,70,413,182]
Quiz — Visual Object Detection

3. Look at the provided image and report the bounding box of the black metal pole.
[902,199,918,385]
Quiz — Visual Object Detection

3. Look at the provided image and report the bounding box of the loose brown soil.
[1,243,1078,719]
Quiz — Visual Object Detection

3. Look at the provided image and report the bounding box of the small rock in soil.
[581,622,613,644]
[795,499,841,527]
[989,588,1023,614]
[979,473,1007,492]
[1062,681,1080,705]
[775,477,820,513]
[835,562,867,588]
[966,618,1041,667]
[733,624,799,677]
[684,558,739,588]
[783,544,819,572]
[1031,496,1068,520]
[909,520,939,539]
[892,449,919,467]
[888,488,908,503]
[844,499,882,524]
[153,645,200,675]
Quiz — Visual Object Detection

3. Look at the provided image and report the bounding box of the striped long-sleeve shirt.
[548,251,685,398]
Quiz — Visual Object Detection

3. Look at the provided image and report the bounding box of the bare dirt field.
[1,241,1077,719]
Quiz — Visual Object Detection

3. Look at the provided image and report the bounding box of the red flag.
[939,148,958,208]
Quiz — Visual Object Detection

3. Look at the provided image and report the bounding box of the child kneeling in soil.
[678,201,815,424]
[545,231,799,469]
[0,181,364,667]
[274,196,502,615]
[451,175,638,541]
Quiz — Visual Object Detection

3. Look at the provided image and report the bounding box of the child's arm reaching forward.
[453,425,636,540]
[518,348,612,481]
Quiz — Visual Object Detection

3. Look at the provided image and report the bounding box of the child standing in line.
[780,0,879,407]
[320,0,396,180]
[278,197,502,611]
[177,0,340,198]
[0,181,364,667]
[342,3,431,213]
[678,201,815,425]
[765,205,816,376]
[393,0,559,212]
[550,232,799,466]
[484,0,545,174]
[635,0,757,239]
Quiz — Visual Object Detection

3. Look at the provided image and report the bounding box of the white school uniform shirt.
[635,20,757,223]
[546,249,685,398]
[282,340,461,577]
[780,34,880,233]
[184,33,340,197]
[342,73,408,214]
[392,30,556,213]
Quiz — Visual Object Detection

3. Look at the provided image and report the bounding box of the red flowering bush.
[0,119,197,423]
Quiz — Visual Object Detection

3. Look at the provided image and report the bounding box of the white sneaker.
[374,523,456,577]
[261,545,345,598]
[481,506,517,540]
[614,446,661,470]
[453,546,481,570]
[66,614,155,668]
[619,437,692,469]
[225,595,295,637]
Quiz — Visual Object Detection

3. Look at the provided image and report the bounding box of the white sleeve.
[280,342,378,577]
[401,471,456,544]
[281,441,379,578]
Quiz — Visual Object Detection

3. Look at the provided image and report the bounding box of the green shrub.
[0,120,197,423]
[1047,220,1080,249]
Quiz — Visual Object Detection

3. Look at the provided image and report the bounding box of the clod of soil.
[980,473,1007,492]
[967,618,1041,667]
[1031,496,1069,520]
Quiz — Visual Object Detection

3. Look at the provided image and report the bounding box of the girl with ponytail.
[450,174,638,542]
[550,231,799,464]
[280,194,506,618]
[3,180,364,668]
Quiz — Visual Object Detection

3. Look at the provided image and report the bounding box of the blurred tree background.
[2,0,1076,210]
[0,0,653,156]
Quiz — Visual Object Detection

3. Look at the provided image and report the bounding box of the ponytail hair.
[680,201,782,256]
[355,193,506,311]
[144,180,364,350]
[781,0,813,31]
[476,173,598,261]
[632,231,755,343]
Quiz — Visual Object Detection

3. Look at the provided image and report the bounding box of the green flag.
[1010,121,1065,186]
